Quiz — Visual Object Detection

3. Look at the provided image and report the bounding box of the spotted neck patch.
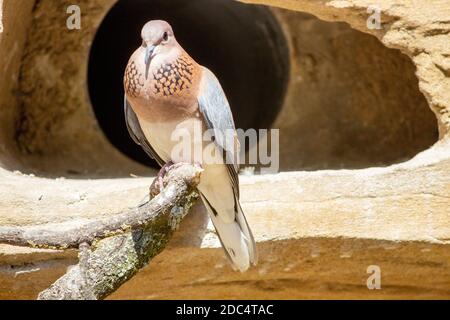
[124,61,144,98]
[152,56,195,97]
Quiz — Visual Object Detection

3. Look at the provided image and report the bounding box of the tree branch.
[0,164,202,300]
[0,165,201,249]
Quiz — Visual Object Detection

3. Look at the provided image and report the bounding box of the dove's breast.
[124,48,206,161]
[125,50,202,123]
[137,115,207,164]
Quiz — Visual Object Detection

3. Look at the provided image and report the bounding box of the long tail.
[200,193,258,272]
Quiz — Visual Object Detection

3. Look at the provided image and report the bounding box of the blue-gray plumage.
[124,20,257,271]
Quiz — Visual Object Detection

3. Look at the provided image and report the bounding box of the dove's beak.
[144,45,156,80]
[145,45,156,67]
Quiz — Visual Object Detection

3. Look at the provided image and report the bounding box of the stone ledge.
[2,238,449,299]
[1,143,449,299]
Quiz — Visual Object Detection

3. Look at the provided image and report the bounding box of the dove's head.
[141,20,176,69]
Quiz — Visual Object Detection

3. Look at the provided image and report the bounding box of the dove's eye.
[142,41,147,48]
[162,32,169,42]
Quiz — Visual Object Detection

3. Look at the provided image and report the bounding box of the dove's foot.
[150,161,173,197]
[149,162,203,198]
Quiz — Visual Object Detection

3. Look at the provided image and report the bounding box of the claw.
[194,162,204,171]
[149,161,175,198]
[149,161,203,198]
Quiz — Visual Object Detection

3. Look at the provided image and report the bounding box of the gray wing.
[124,95,165,167]
[198,68,240,198]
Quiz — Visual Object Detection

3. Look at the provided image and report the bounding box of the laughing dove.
[124,20,257,272]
